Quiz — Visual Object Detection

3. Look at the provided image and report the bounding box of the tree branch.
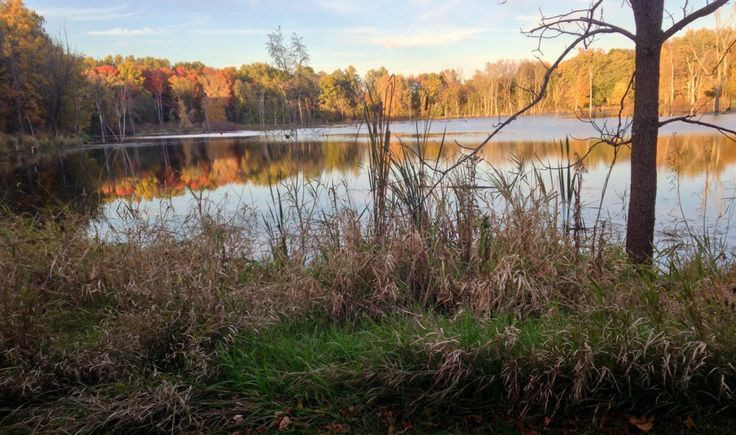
[659,114,736,139]
[528,17,636,42]
[528,0,636,44]
[662,0,730,41]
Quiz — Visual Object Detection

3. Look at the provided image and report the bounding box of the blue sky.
[25,0,722,76]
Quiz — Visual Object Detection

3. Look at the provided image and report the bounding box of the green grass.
[212,310,736,432]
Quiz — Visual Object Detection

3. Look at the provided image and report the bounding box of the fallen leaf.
[544,416,552,427]
[278,415,292,431]
[629,415,654,433]
[684,416,695,429]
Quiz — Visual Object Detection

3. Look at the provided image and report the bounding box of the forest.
[1,0,735,148]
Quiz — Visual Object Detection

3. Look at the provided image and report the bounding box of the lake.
[3,114,736,253]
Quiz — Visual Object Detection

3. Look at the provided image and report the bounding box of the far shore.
[2,109,731,159]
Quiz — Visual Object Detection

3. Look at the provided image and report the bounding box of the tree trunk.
[156,93,164,125]
[126,87,136,136]
[669,42,674,116]
[260,91,265,128]
[8,48,25,149]
[97,99,106,143]
[626,0,664,264]
[588,65,593,119]
[298,98,304,125]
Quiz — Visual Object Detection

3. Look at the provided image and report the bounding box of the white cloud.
[88,27,162,36]
[37,4,140,22]
[88,24,267,38]
[349,27,485,48]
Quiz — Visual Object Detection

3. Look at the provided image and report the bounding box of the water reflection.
[1,122,735,249]
[94,139,363,201]
[0,152,103,216]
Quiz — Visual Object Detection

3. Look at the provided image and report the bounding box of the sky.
[25,0,724,76]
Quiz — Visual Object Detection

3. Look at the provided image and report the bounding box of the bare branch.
[662,0,730,41]
[528,18,636,42]
[527,0,636,43]
[659,114,736,140]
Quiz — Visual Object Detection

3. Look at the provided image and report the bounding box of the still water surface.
[3,114,736,251]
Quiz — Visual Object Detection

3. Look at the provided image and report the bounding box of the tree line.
[1,0,735,147]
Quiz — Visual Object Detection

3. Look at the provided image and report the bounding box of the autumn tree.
[362,68,412,119]
[440,69,464,118]
[199,67,234,130]
[415,73,444,117]
[38,36,91,138]
[319,66,360,121]
[233,62,286,126]
[85,64,117,142]
[169,67,201,128]
[288,65,319,124]
[0,0,48,144]
[143,67,171,126]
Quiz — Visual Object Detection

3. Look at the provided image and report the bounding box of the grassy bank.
[2,173,736,432]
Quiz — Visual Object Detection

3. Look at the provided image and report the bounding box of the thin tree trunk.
[669,42,674,116]
[588,64,594,119]
[297,98,304,125]
[8,49,25,149]
[260,91,265,128]
[156,93,164,126]
[97,100,106,143]
[627,0,664,264]
[127,86,136,136]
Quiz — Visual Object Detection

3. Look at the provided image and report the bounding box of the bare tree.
[439,0,735,264]
[266,26,293,72]
[290,33,310,68]
[41,32,82,140]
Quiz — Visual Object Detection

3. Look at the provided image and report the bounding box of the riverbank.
[2,174,736,432]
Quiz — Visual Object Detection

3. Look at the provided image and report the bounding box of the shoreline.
[2,110,733,159]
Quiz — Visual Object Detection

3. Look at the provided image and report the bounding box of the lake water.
[3,114,736,253]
